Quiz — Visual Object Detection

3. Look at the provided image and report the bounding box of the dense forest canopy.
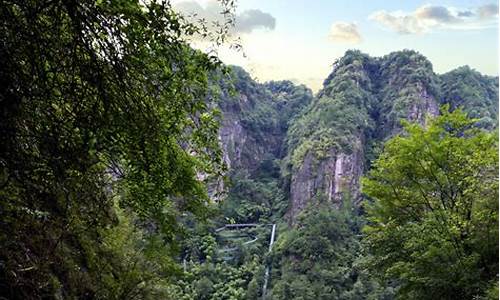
[0,1,498,300]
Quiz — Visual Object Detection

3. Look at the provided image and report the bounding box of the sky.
[172,0,499,92]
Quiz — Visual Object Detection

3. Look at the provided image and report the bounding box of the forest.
[0,1,498,299]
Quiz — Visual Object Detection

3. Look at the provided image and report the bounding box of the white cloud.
[370,11,423,34]
[329,22,362,43]
[370,3,498,34]
[173,0,275,36]
[235,9,276,33]
[478,3,499,19]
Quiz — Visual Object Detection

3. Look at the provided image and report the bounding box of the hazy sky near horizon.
[173,0,499,92]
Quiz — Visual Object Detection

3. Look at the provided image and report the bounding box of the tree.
[362,107,498,299]
[271,200,393,300]
[0,0,232,298]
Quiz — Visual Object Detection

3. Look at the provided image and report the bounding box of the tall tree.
[362,107,498,299]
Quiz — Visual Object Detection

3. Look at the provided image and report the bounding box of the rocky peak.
[285,50,444,222]
[212,51,498,224]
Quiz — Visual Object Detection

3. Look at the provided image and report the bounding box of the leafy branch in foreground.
[0,0,234,298]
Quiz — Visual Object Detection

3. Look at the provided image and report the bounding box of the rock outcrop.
[218,67,313,174]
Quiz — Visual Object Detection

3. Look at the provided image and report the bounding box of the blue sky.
[173,0,499,91]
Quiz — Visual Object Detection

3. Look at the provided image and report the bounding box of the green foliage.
[92,206,181,299]
[215,69,313,225]
[172,223,270,300]
[279,50,498,299]
[484,281,499,300]
[440,66,498,128]
[2,6,497,297]
[270,201,394,300]
[221,165,286,224]
[163,59,313,300]
[375,50,441,137]
[285,49,497,177]
[284,51,375,176]
[362,108,498,299]
[264,80,314,129]
[0,0,231,298]
[220,67,312,148]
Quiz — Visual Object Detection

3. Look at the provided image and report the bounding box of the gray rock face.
[212,67,313,202]
[219,113,282,174]
[412,82,440,122]
[288,140,364,220]
[218,91,284,174]
[217,67,313,175]
[219,107,254,171]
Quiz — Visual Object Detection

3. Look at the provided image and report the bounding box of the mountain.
[283,50,498,222]
[210,50,498,226]
[440,65,498,129]
[173,52,497,299]
[218,66,313,174]
[2,1,496,297]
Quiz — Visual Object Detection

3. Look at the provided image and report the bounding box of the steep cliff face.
[288,139,364,218]
[218,68,278,173]
[285,51,375,221]
[376,51,441,136]
[285,50,479,222]
[215,67,313,221]
[218,67,313,174]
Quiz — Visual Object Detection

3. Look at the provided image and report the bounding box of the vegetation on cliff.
[284,50,497,215]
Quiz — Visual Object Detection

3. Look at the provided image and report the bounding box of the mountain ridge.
[157,49,498,299]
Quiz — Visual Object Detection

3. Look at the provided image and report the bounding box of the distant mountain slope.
[440,65,498,129]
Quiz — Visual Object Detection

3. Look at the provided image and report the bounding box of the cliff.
[218,66,313,173]
[216,66,313,222]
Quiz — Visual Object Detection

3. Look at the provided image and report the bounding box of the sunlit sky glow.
[172,0,499,92]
